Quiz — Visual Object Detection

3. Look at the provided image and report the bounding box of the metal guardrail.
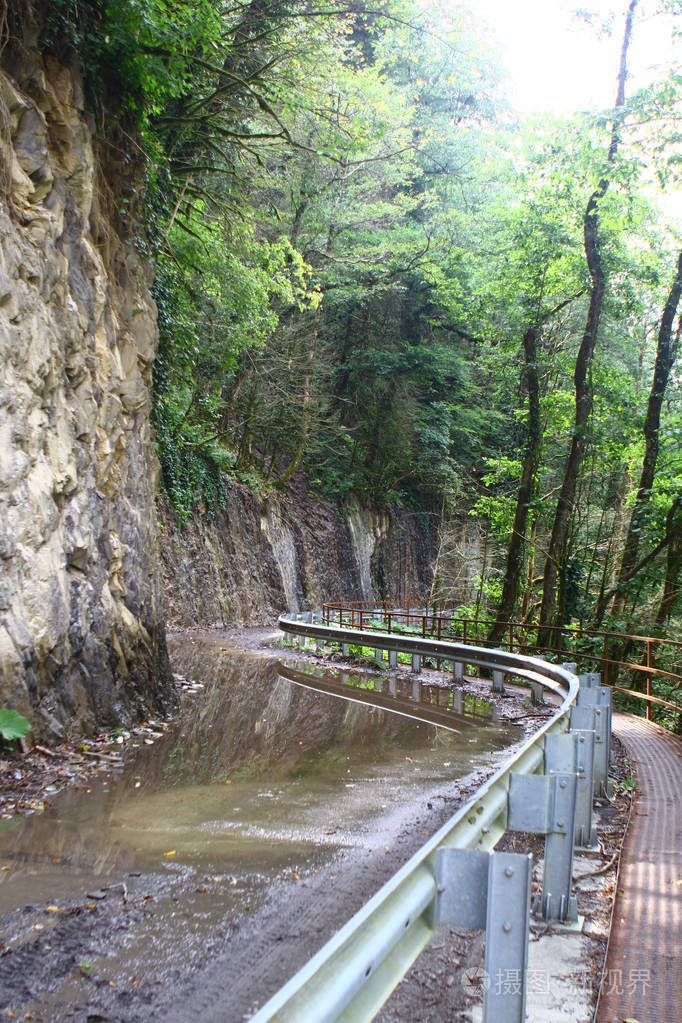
[249,612,587,1023]
[321,602,682,719]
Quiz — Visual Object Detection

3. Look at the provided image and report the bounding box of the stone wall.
[0,50,172,739]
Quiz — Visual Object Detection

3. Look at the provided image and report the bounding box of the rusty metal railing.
[321,602,682,721]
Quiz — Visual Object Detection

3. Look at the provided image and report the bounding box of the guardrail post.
[452,661,463,683]
[546,731,597,849]
[492,669,505,694]
[598,686,614,766]
[389,649,398,668]
[542,772,578,923]
[529,681,544,705]
[580,683,609,732]
[577,686,612,780]
[570,704,608,796]
[561,661,577,676]
[411,679,422,703]
[436,849,532,1023]
[342,642,350,657]
[508,772,579,923]
[573,729,597,848]
[411,654,421,673]
[374,648,384,663]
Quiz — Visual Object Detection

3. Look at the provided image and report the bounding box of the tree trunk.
[538,0,637,634]
[273,305,321,490]
[656,500,682,623]
[489,326,540,643]
[610,252,682,614]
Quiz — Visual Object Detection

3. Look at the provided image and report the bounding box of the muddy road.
[0,632,529,1022]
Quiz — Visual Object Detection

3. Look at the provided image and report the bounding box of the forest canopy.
[6,0,682,691]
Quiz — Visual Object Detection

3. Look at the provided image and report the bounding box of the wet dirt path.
[0,633,525,1023]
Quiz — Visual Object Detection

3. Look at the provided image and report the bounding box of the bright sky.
[463,0,679,114]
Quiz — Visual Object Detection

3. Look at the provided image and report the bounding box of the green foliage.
[152,401,231,526]
[0,708,31,742]
[42,0,222,128]
[21,0,682,640]
[152,214,315,519]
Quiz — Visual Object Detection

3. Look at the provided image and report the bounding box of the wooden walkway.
[597,713,681,1023]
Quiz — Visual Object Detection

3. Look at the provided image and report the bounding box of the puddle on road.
[280,657,500,730]
[0,635,520,1006]
[0,638,518,910]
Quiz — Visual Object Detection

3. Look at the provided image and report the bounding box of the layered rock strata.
[159,480,439,629]
[0,52,171,738]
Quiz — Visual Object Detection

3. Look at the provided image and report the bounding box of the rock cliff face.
[0,49,172,738]
[0,31,471,741]
[160,480,438,628]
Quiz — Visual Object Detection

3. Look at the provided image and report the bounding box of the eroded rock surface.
[159,479,439,628]
[0,51,171,738]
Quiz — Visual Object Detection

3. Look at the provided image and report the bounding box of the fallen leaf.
[45,906,62,913]
[163,850,176,858]
[1,866,9,872]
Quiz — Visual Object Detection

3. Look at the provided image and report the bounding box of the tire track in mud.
[147,791,474,1023]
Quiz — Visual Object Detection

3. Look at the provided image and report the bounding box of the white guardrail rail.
[250,611,609,1023]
